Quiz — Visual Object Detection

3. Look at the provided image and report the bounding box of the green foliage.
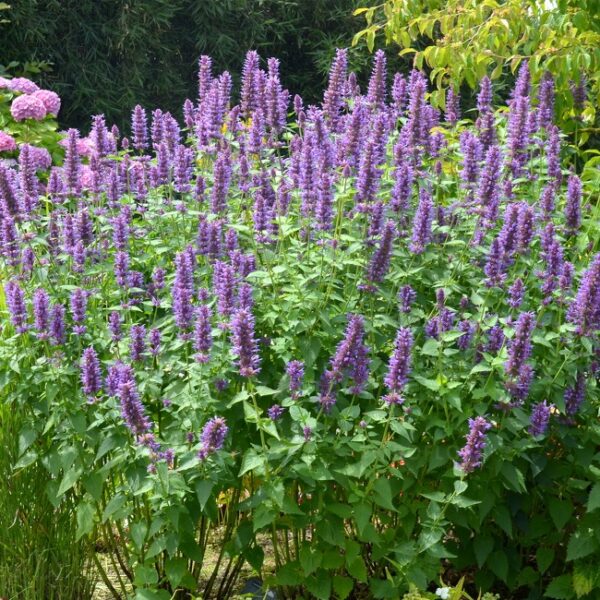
[353,0,600,143]
[0,402,94,598]
[0,0,365,129]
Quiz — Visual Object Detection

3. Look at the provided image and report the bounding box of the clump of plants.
[1,50,599,599]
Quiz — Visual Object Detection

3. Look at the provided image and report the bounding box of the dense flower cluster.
[0,51,598,597]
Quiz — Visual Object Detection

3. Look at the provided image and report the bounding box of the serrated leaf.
[536,547,555,574]
[545,575,575,599]
[239,450,265,476]
[333,575,353,600]
[586,482,600,512]
[573,565,595,598]
[299,545,322,576]
[567,529,598,561]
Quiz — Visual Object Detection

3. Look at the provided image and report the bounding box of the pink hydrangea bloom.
[32,89,61,116]
[80,165,94,189]
[0,131,17,152]
[58,134,93,157]
[8,77,40,94]
[0,77,11,89]
[10,95,47,121]
[29,146,52,170]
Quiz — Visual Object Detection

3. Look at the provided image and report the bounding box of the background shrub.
[0,0,376,129]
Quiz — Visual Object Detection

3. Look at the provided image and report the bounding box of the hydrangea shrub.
[1,51,599,599]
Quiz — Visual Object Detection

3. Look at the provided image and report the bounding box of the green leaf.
[165,557,188,588]
[299,545,322,576]
[567,529,598,561]
[333,575,354,600]
[76,501,95,540]
[573,563,596,598]
[253,504,276,532]
[239,450,265,476]
[489,549,508,582]
[102,493,127,523]
[244,545,264,572]
[135,590,170,600]
[347,556,368,583]
[545,575,575,599]
[353,502,371,534]
[536,547,555,574]
[195,479,213,510]
[57,466,83,496]
[255,385,277,396]
[134,564,158,586]
[275,562,303,586]
[501,463,526,493]
[130,522,148,551]
[548,498,573,530]
[421,339,440,356]
[494,505,513,538]
[586,482,600,512]
[473,535,494,568]
[372,478,396,511]
[414,375,441,391]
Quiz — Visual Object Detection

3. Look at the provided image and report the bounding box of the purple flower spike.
[49,303,66,345]
[268,404,285,421]
[114,251,130,287]
[367,220,396,284]
[5,280,28,333]
[367,50,387,109]
[458,416,492,473]
[383,327,413,405]
[445,87,460,125]
[70,288,88,335]
[131,105,148,151]
[456,320,476,351]
[198,417,228,460]
[109,311,122,342]
[33,288,50,338]
[80,346,102,399]
[325,313,370,397]
[508,278,525,309]
[529,400,552,437]
[129,324,147,361]
[213,260,236,319]
[505,312,535,378]
[537,71,555,129]
[565,174,582,235]
[193,304,212,363]
[286,360,304,398]
[322,48,348,130]
[149,328,161,356]
[565,374,585,416]
[409,189,434,254]
[567,253,600,335]
[118,380,151,437]
[231,308,260,377]
[398,285,417,313]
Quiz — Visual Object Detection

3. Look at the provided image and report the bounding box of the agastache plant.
[1,52,598,600]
